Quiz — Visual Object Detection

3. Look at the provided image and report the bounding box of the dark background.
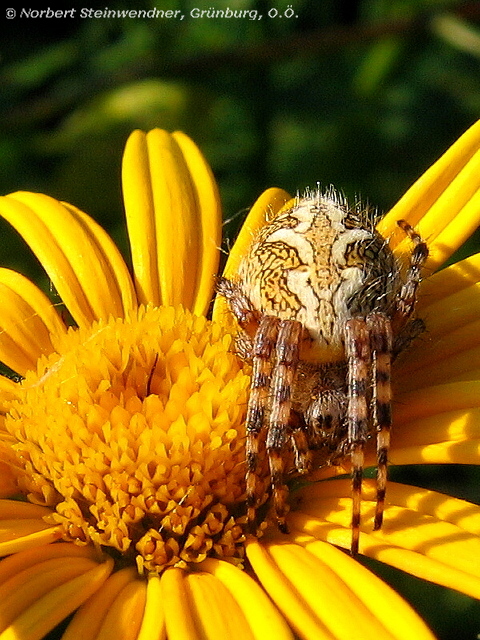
[1,1,480,638]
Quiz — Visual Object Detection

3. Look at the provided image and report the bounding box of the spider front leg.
[266,319,303,533]
[216,277,269,524]
[245,315,280,525]
[345,314,394,554]
[215,276,260,337]
[394,220,429,327]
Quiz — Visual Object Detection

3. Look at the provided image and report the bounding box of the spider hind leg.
[367,314,393,532]
[345,317,370,555]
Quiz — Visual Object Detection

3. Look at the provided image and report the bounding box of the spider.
[216,189,428,554]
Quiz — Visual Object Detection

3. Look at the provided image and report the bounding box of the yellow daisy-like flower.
[0,122,479,640]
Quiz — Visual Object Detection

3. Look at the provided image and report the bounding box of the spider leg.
[215,277,259,336]
[290,413,312,475]
[367,313,393,531]
[344,317,370,555]
[266,319,303,533]
[394,220,428,326]
[392,317,425,360]
[246,315,280,526]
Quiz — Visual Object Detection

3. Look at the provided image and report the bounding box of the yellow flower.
[0,122,478,639]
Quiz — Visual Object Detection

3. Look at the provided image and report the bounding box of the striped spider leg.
[216,279,306,531]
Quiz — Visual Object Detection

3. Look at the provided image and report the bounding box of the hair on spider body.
[216,189,428,555]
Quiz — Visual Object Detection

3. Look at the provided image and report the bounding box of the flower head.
[3,306,250,573]
[0,122,479,639]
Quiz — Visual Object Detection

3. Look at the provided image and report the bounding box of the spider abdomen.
[235,193,400,362]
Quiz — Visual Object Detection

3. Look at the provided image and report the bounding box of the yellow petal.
[0,500,53,520]
[389,365,480,455]
[298,479,480,535]
[425,188,480,271]
[295,512,480,597]
[395,380,480,424]
[62,567,139,640]
[122,129,202,310]
[0,556,101,633]
[121,130,160,306]
[184,571,255,640]
[418,251,480,304]
[394,251,480,389]
[0,193,131,327]
[391,406,480,450]
[0,268,67,376]
[289,538,435,640]
[395,320,480,391]
[0,556,113,640]
[0,542,99,583]
[172,131,222,316]
[137,573,166,640]
[390,440,480,466]
[199,557,293,640]
[421,280,480,341]
[0,500,60,544]
[389,381,480,463]
[246,539,340,640]
[94,578,147,640]
[259,540,408,640]
[378,119,480,270]
[0,525,62,557]
[62,202,137,316]
[212,187,291,326]
[160,568,199,640]
[290,478,480,600]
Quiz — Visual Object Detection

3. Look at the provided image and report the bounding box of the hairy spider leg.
[215,277,282,528]
[344,317,371,555]
[246,315,280,525]
[215,276,259,336]
[395,220,429,325]
[266,319,302,533]
[367,313,393,532]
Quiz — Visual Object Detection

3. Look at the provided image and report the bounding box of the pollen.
[1,306,251,572]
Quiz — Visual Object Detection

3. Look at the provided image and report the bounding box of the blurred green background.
[1,1,480,638]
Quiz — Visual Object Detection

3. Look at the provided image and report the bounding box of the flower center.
[3,306,251,572]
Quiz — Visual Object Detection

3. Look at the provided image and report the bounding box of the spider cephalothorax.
[217,189,428,554]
